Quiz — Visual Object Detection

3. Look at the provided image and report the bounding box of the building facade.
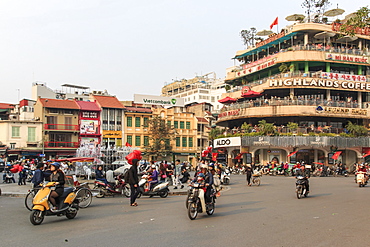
[217,20,370,166]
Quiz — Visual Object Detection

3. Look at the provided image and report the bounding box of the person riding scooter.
[48,163,65,211]
[357,164,368,183]
[191,165,213,204]
[296,165,310,193]
[148,164,158,191]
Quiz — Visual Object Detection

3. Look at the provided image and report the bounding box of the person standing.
[127,159,140,207]
[246,164,253,186]
[31,163,44,188]
[173,160,183,189]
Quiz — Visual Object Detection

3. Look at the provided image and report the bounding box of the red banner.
[287,150,298,157]
[212,153,218,161]
[332,151,342,160]
[270,17,278,30]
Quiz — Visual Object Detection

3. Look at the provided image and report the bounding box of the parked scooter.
[30,182,79,225]
[187,178,216,220]
[356,171,367,187]
[3,171,15,183]
[94,174,130,198]
[295,176,309,199]
[137,175,169,198]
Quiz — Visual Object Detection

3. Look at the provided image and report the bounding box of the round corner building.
[216,20,370,167]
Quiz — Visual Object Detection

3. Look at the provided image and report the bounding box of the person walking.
[246,164,253,186]
[127,159,140,207]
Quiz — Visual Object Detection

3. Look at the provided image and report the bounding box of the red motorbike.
[93,174,130,198]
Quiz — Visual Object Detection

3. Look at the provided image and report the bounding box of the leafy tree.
[345,121,368,137]
[279,63,289,73]
[258,120,276,135]
[340,6,370,36]
[287,122,299,132]
[301,0,331,22]
[209,128,222,140]
[144,116,176,159]
[240,27,257,47]
[241,122,252,133]
[225,84,231,92]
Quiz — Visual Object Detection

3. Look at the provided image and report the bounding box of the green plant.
[241,122,252,133]
[225,85,231,92]
[287,122,298,132]
[258,120,276,136]
[279,63,289,73]
[340,6,370,36]
[345,121,368,137]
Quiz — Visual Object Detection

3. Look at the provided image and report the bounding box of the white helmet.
[200,164,208,170]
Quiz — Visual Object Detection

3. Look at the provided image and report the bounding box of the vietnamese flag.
[287,150,298,157]
[125,142,132,147]
[212,153,218,161]
[270,17,278,30]
[363,150,370,158]
[332,151,342,160]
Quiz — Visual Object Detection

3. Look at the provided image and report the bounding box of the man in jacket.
[127,159,140,206]
[31,163,44,188]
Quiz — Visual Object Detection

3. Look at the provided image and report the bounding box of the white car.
[112,160,131,175]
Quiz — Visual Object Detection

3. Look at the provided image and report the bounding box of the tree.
[240,27,257,47]
[287,122,299,133]
[144,116,176,159]
[340,6,370,36]
[345,121,368,137]
[258,120,276,135]
[225,84,231,92]
[209,128,222,140]
[301,0,331,22]
[279,63,289,73]
[241,122,252,133]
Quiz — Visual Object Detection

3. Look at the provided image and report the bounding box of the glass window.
[144,136,149,146]
[143,117,149,127]
[186,121,191,129]
[188,137,193,147]
[28,127,36,142]
[176,137,180,147]
[127,135,132,146]
[167,120,171,127]
[174,121,178,129]
[135,117,141,127]
[182,137,187,147]
[12,126,20,138]
[127,117,132,127]
[135,136,141,146]
[180,121,185,129]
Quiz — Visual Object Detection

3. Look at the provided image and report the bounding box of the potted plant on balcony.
[287,122,298,134]
[279,63,289,73]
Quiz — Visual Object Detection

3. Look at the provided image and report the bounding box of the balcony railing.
[44,142,79,148]
[44,124,79,131]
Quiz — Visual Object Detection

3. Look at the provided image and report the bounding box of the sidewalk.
[0,179,188,197]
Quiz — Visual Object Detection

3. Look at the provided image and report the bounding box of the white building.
[161,72,226,113]
[32,82,95,101]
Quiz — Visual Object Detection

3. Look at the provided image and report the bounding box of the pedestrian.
[246,164,252,186]
[31,163,44,188]
[173,160,183,189]
[127,159,140,207]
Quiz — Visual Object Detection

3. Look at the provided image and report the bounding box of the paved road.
[0,174,368,247]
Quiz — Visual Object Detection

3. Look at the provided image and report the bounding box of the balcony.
[44,142,79,148]
[44,124,79,131]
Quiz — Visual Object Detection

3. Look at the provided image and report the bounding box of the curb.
[1,192,26,198]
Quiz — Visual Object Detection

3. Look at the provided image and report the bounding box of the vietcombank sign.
[134,94,185,107]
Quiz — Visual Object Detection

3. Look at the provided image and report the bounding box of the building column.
[326,89,331,101]
[304,61,309,73]
[358,91,362,109]
[314,149,318,163]
[359,40,362,50]
[358,65,363,75]
[290,88,295,99]
[304,33,309,46]
[326,62,331,72]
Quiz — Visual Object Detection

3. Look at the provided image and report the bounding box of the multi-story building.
[216,15,370,166]
[92,95,125,148]
[32,83,91,101]
[34,98,80,159]
[161,72,226,113]
[76,100,102,149]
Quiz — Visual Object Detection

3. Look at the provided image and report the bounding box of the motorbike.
[30,182,79,225]
[137,175,169,198]
[356,171,367,187]
[3,171,15,183]
[186,180,216,220]
[269,167,277,176]
[26,170,34,182]
[94,174,130,198]
[220,168,230,185]
[251,170,262,186]
[295,176,309,199]
[334,168,349,177]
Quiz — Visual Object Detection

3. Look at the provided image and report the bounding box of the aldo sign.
[214,137,241,148]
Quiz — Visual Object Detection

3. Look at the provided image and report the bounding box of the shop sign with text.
[103,130,122,138]
[214,137,241,148]
[218,109,240,118]
[321,72,366,82]
[316,106,367,116]
[326,53,369,64]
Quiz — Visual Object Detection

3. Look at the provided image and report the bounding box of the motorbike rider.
[296,165,310,193]
[148,164,158,191]
[96,166,108,186]
[191,164,213,203]
[49,163,65,211]
[357,164,368,182]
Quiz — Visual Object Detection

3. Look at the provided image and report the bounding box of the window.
[127,117,132,127]
[143,117,149,127]
[174,121,178,129]
[127,135,132,146]
[135,117,141,127]
[49,109,58,114]
[64,110,73,115]
[188,137,193,147]
[180,121,185,129]
[186,121,191,129]
[65,117,72,130]
[28,127,36,142]
[176,137,180,147]
[165,139,170,147]
[135,136,141,146]
[167,120,171,127]
[144,136,149,146]
[12,126,20,138]
[10,143,16,149]
[182,137,187,147]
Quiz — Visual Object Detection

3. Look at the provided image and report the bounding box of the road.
[0,174,369,247]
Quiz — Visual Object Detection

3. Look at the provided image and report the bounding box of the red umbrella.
[241,90,262,98]
[218,96,237,104]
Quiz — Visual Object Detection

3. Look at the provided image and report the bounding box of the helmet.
[200,164,208,170]
[151,164,156,169]
[198,173,205,178]
[51,162,60,169]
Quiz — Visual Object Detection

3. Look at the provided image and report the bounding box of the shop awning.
[218,97,237,104]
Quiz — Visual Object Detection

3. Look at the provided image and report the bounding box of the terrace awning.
[218,97,237,104]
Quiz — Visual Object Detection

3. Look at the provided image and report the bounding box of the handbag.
[161,174,167,179]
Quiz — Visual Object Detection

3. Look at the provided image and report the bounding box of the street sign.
[39,154,45,157]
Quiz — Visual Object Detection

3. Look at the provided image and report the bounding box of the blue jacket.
[31,169,44,186]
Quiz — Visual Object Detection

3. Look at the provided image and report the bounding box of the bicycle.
[25,187,40,211]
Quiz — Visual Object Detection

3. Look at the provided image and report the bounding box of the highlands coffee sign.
[134,94,185,107]
[214,137,241,148]
[268,79,370,91]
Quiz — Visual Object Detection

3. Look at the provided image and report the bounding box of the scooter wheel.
[30,209,44,225]
[66,210,78,219]
[159,190,168,198]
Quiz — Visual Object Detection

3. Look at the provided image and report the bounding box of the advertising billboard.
[80,137,99,149]
[134,94,184,107]
[80,120,99,134]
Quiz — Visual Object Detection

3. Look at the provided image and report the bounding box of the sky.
[0,0,369,103]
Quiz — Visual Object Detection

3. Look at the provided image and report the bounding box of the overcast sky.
[0,0,368,103]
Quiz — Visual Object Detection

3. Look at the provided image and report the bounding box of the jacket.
[31,169,44,185]
[49,170,65,188]
[127,165,139,185]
